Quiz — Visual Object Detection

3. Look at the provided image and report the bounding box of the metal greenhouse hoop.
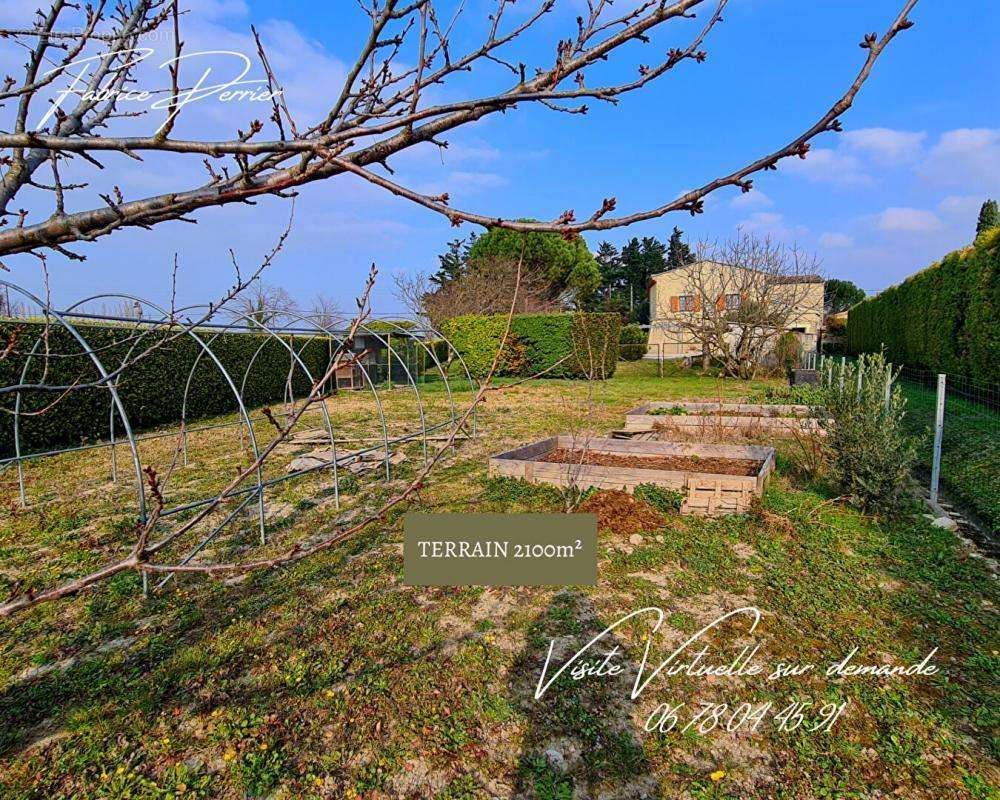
[0,280,474,597]
[3,282,147,525]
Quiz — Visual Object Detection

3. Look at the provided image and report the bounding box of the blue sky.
[2,0,998,314]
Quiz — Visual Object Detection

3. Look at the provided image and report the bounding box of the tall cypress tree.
[976,199,1000,235]
[666,226,696,268]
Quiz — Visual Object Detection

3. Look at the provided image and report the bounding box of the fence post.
[839,356,846,395]
[883,370,893,413]
[929,373,946,505]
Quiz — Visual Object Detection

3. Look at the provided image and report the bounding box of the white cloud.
[741,212,783,229]
[841,127,926,165]
[938,194,985,218]
[298,211,414,243]
[819,232,854,249]
[782,148,873,187]
[876,207,943,233]
[445,141,503,163]
[918,128,1000,192]
[449,171,509,189]
[737,212,808,242]
[729,190,773,210]
[396,139,503,169]
[415,171,508,198]
[184,0,249,20]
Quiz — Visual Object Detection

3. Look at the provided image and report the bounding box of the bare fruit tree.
[309,293,345,329]
[391,269,434,325]
[421,257,561,327]
[230,281,299,325]
[0,0,918,263]
[666,233,823,379]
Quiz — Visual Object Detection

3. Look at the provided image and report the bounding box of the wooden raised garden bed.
[623,402,827,438]
[489,436,775,516]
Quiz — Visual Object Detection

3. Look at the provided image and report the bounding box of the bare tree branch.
[0,244,535,617]
[0,0,918,259]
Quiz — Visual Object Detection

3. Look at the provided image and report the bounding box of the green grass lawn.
[0,364,997,799]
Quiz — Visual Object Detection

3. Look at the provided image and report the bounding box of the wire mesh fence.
[816,355,998,533]
[618,338,997,532]
[895,366,999,532]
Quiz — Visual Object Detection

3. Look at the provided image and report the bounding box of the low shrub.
[619,323,647,361]
[821,352,918,513]
[648,405,688,416]
[773,331,801,376]
[437,314,525,377]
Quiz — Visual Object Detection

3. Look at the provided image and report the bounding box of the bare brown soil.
[692,410,769,417]
[578,489,665,536]
[648,408,809,418]
[653,410,800,418]
[539,448,762,476]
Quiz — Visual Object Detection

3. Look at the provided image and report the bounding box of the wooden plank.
[488,436,774,516]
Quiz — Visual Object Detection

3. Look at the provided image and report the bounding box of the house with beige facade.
[645,260,824,361]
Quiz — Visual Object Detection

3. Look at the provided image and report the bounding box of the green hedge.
[619,323,647,361]
[439,312,620,380]
[847,229,999,381]
[0,320,333,457]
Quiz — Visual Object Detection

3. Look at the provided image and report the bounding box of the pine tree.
[618,236,668,323]
[976,199,1000,235]
[824,278,867,314]
[636,237,667,323]
[430,237,468,287]
[666,226,696,268]
[595,241,623,292]
[461,231,478,264]
[642,236,667,275]
[585,241,625,312]
[620,238,643,318]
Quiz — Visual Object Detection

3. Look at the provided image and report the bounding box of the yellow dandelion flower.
[710,770,725,782]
